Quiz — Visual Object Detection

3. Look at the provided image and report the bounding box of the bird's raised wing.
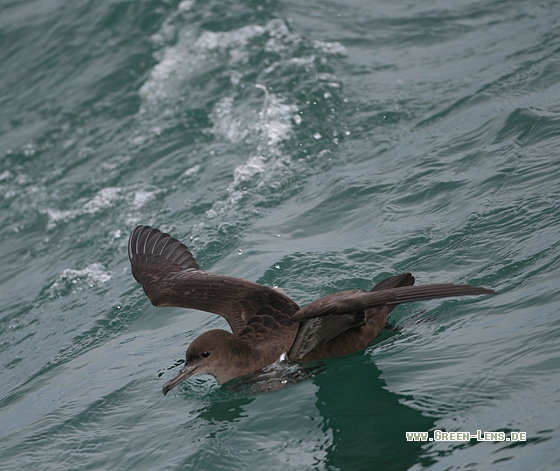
[128,225,299,337]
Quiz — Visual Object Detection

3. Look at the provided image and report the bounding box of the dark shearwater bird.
[128,225,495,395]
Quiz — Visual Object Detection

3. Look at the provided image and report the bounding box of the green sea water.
[1,0,560,470]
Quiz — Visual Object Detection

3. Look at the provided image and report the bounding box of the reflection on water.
[186,354,434,470]
[313,357,434,471]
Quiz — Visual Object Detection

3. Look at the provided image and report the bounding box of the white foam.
[43,186,156,229]
[203,85,299,218]
[44,187,122,229]
[232,155,267,187]
[312,39,346,55]
[136,14,346,225]
[139,24,266,118]
[132,189,155,208]
[210,97,248,143]
[0,170,13,181]
[82,187,122,213]
[254,88,297,146]
[182,164,201,178]
[49,263,111,298]
[43,208,74,229]
[178,0,193,12]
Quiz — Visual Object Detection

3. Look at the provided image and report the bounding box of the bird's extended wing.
[288,273,415,361]
[291,283,495,322]
[129,225,299,336]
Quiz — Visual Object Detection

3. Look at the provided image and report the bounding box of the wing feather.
[292,284,495,322]
[129,226,299,337]
[289,273,415,361]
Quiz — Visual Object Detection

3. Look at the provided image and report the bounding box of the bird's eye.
[201,351,210,358]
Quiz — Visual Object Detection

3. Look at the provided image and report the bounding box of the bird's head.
[162,329,247,395]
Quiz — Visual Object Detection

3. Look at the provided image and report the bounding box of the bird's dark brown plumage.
[128,225,495,394]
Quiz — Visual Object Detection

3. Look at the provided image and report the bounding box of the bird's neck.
[214,337,283,384]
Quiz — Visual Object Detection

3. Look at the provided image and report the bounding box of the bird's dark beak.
[162,364,198,396]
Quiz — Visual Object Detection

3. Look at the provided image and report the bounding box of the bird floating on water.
[128,225,495,395]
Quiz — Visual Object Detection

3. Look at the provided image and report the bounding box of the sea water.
[1,1,560,470]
